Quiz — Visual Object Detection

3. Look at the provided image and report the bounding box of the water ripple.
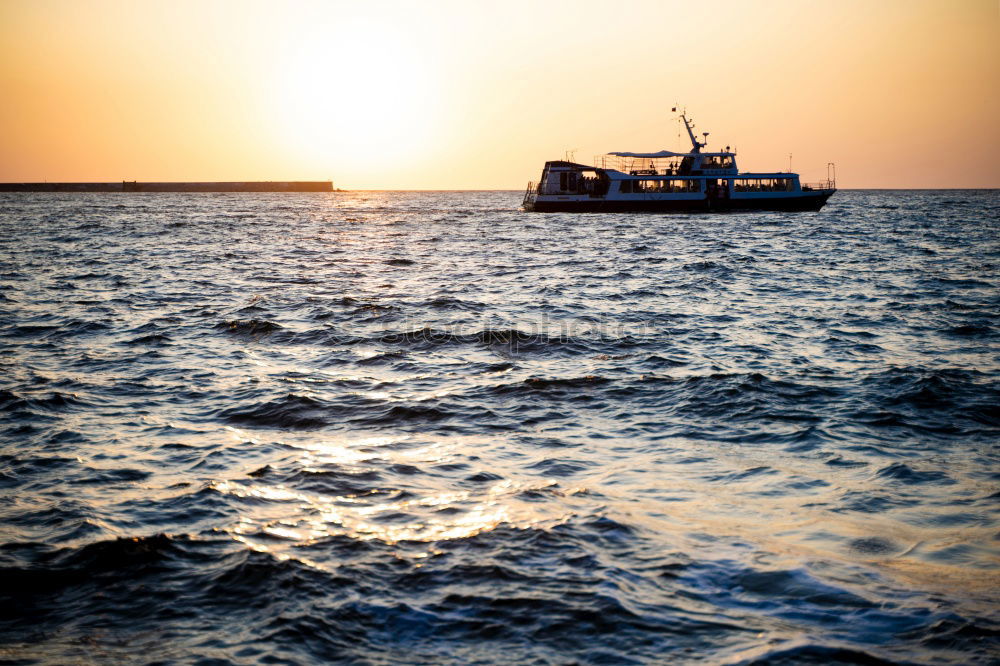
[0,190,998,663]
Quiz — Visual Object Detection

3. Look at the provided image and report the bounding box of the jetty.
[0,181,334,193]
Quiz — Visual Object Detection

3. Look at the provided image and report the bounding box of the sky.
[1,0,998,189]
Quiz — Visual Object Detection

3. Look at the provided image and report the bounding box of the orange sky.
[1,0,998,189]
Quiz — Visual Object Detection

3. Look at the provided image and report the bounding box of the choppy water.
[0,190,998,664]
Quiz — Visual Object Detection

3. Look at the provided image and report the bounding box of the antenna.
[788,153,793,173]
[565,149,577,163]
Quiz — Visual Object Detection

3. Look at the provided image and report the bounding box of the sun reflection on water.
[210,433,581,558]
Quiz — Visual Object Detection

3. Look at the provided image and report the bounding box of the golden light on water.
[210,433,580,556]
[218,475,568,548]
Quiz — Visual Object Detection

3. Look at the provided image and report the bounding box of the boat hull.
[526,191,834,213]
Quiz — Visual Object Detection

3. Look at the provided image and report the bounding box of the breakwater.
[0,181,333,192]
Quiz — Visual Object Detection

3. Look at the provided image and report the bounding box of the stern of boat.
[522,181,538,211]
[801,177,837,210]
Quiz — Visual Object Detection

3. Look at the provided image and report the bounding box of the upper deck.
[595,151,738,177]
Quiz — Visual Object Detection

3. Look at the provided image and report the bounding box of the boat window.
[619,179,703,194]
[703,156,733,169]
[733,178,794,192]
[649,180,700,193]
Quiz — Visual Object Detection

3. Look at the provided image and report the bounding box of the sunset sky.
[1,0,998,189]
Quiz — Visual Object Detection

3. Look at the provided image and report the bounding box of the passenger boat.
[523,113,836,212]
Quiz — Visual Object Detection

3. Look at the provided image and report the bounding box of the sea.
[0,190,997,665]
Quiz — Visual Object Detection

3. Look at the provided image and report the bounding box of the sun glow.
[270,18,441,177]
[0,1,997,187]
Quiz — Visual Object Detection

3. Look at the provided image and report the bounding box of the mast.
[680,114,706,153]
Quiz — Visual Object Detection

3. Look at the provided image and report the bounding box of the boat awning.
[608,151,688,158]
[608,150,734,158]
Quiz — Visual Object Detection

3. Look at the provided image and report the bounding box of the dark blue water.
[0,190,998,664]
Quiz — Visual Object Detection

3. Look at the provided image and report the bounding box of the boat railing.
[801,179,836,192]
[595,154,681,174]
[523,181,537,207]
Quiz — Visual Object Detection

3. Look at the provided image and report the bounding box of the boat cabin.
[524,112,836,212]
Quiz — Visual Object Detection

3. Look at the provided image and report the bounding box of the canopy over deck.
[608,150,733,158]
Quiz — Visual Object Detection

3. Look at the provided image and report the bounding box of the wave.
[125,332,172,345]
[728,643,912,665]
[283,467,384,495]
[874,462,955,486]
[489,375,611,398]
[219,393,339,430]
[863,367,1000,432]
[215,319,284,335]
[0,533,188,604]
[945,324,994,337]
[376,327,601,355]
[423,296,485,311]
[0,389,91,415]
